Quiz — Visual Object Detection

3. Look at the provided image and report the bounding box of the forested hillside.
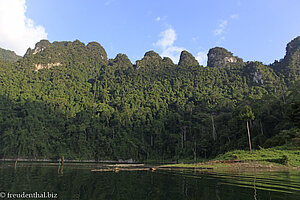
[0,37,299,161]
[0,47,21,63]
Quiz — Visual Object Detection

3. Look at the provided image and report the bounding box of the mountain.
[207,47,243,68]
[0,47,21,62]
[271,36,300,85]
[178,50,199,67]
[23,39,107,71]
[0,37,299,161]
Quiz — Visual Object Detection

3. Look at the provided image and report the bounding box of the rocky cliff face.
[25,40,51,56]
[23,40,107,71]
[243,61,282,88]
[207,47,243,68]
[285,36,300,60]
[17,36,300,85]
[271,36,300,85]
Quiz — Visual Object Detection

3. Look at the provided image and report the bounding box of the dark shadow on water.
[1,163,299,200]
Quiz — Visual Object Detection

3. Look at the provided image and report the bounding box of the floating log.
[91,167,154,172]
[106,164,145,167]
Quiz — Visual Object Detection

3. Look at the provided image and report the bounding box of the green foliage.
[0,38,299,161]
[285,80,300,128]
[178,50,199,67]
[240,106,255,121]
[271,36,300,86]
[0,47,21,62]
[215,147,300,166]
[264,128,300,148]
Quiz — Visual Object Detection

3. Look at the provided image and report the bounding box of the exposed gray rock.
[207,47,243,68]
[252,70,264,84]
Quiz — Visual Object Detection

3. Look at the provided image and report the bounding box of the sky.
[0,0,300,66]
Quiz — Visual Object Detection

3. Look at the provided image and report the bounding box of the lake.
[0,162,299,199]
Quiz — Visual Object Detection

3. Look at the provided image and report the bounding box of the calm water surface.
[0,162,299,200]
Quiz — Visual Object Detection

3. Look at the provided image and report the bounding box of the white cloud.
[213,14,239,43]
[154,27,184,63]
[196,51,207,66]
[155,28,176,49]
[230,14,239,19]
[155,16,167,22]
[0,0,47,55]
[161,46,184,63]
[213,20,228,36]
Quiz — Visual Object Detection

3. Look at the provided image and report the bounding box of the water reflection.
[57,156,64,175]
[253,176,257,200]
[0,162,299,200]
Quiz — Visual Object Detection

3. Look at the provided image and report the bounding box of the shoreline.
[0,158,175,165]
[157,160,300,172]
[1,159,299,172]
[0,158,139,163]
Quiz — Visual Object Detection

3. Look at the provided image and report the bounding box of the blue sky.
[1,0,300,65]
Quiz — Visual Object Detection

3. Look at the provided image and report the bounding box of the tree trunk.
[227,135,231,142]
[180,126,186,148]
[282,94,286,104]
[151,135,153,147]
[211,115,217,141]
[181,132,184,149]
[247,121,252,152]
[193,139,197,162]
[84,129,88,141]
[259,120,264,136]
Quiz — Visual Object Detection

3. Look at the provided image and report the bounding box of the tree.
[0,38,297,160]
[240,106,255,151]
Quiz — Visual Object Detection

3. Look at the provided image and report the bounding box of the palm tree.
[241,106,255,151]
